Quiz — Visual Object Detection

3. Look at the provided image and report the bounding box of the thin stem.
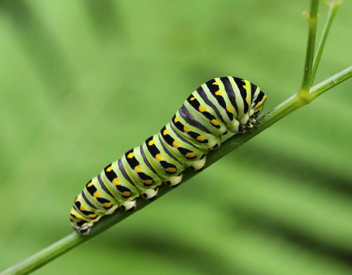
[310,65,352,99]
[2,66,351,275]
[311,0,342,82]
[299,0,319,95]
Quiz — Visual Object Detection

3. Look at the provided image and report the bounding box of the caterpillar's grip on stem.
[69,76,267,235]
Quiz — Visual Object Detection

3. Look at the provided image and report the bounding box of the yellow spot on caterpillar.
[255,102,262,108]
[163,129,168,135]
[183,126,189,132]
[199,105,207,112]
[122,191,131,197]
[75,198,79,202]
[112,178,120,185]
[80,205,85,211]
[212,82,219,85]
[70,210,74,215]
[215,90,222,96]
[243,85,247,89]
[106,166,113,172]
[174,117,179,123]
[144,179,153,185]
[127,152,134,158]
[241,79,246,82]
[87,181,93,187]
[75,213,86,220]
[185,152,196,158]
[165,167,176,173]
[93,191,101,198]
[89,214,97,219]
[196,135,205,141]
[226,106,232,113]
[211,119,219,126]
[103,202,112,208]
[148,139,155,146]
[156,154,163,161]
[172,141,180,148]
[190,97,196,101]
[134,165,142,173]
[263,95,267,101]
[246,98,250,104]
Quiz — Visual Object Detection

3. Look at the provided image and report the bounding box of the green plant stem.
[311,0,342,81]
[300,0,319,95]
[310,65,352,99]
[2,66,351,275]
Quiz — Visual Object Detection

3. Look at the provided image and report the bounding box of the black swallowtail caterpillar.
[70,76,267,235]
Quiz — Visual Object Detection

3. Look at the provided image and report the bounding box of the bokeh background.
[1,0,352,274]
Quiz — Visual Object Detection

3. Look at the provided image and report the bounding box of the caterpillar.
[70,76,267,235]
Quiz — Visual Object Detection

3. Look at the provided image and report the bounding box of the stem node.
[297,91,314,105]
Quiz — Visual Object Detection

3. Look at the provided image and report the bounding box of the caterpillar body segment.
[70,76,267,235]
[172,111,222,151]
[143,135,185,186]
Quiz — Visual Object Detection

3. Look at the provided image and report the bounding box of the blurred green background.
[0,0,352,274]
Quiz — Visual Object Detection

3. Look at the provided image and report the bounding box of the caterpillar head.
[249,88,267,123]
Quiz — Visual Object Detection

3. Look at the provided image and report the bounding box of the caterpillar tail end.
[78,225,92,235]
[70,200,138,235]
[70,208,94,235]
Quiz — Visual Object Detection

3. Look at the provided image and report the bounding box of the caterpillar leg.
[249,117,260,124]
[120,199,137,211]
[238,126,250,133]
[165,173,183,187]
[189,154,207,171]
[142,187,159,200]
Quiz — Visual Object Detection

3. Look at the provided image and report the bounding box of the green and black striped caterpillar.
[70,76,267,235]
